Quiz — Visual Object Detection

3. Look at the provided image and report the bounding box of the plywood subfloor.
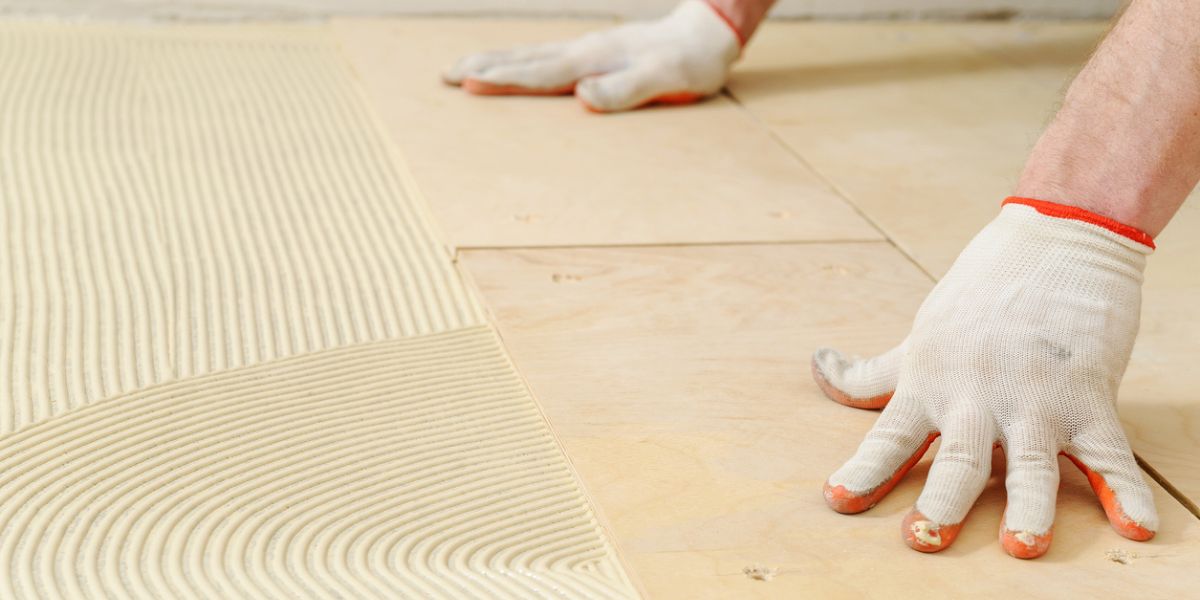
[726,22,1200,504]
[459,244,1200,599]
[320,17,1200,596]
[331,18,881,249]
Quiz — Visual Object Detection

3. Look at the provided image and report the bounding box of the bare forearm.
[1015,0,1200,237]
[707,0,776,43]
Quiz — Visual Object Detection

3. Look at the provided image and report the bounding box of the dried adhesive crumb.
[1105,549,1137,565]
[743,565,778,581]
[911,521,943,546]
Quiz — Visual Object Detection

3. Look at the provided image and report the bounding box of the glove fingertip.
[441,70,465,87]
[1063,453,1158,541]
[902,509,964,553]
[1091,475,1157,541]
[575,89,612,114]
[577,84,708,113]
[574,78,623,113]
[824,433,939,516]
[810,355,893,410]
[443,55,488,86]
[1103,497,1157,541]
[1000,528,1053,559]
[462,78,575,97]
[645,91,706,106]
[823,480,878,514]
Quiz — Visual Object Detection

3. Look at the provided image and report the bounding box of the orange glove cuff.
[1002,196,1155,249]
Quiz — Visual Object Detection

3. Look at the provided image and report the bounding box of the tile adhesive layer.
[0,22,637,598]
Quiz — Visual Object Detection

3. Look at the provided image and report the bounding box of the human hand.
[812,197,1159,558]
[442,0,741,113]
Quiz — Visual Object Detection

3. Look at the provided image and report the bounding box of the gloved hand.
[812,197,1159,559]
[442,0,742,113]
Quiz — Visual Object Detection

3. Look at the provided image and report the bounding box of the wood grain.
[462,243,1200,599]
[331,18,881,249]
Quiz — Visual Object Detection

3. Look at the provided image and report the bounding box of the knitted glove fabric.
[814,197,1158,559]
[443,0,740,113]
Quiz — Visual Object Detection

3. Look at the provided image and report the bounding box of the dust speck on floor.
[743,564,779,581]
[1105,549,1137,565]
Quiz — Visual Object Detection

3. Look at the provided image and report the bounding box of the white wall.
[0,0,1122,20]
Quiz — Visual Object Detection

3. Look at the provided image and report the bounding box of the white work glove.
[812,197,1159,559]
[442,0,741,113]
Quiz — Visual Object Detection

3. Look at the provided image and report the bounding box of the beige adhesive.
[0,22,483,432]
[0,326,636,599]
[0,22,635,598]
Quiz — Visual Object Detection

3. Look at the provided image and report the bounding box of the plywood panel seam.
[1136,453,1200,520]
[456,237,888,252]
[451,259,652,599]
[721,88,940,282]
